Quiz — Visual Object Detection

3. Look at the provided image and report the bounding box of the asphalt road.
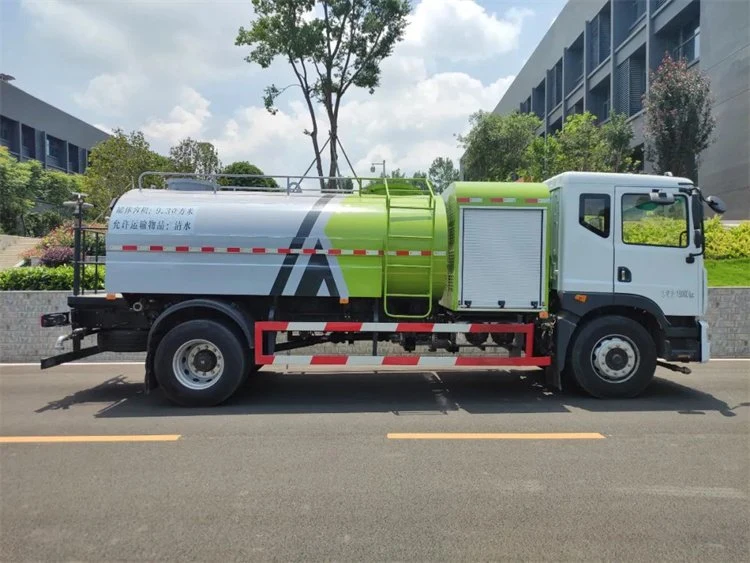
[1,361,748,562]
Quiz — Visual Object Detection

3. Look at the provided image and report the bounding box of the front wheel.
[569,315,656,398]
[154,319,248,406]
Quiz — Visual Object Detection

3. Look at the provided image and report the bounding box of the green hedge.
[704,218,750,259]
[0,265,105,291]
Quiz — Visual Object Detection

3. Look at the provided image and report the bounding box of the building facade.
[490,0,749,219]
[0,80,109,174]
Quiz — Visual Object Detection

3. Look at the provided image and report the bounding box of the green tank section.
[324,183,448,311]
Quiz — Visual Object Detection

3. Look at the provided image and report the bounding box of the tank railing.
[78,226,106,295]
[137,171,436,197]
[64,192,106,296]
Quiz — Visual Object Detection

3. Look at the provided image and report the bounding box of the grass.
[705,259,750,287]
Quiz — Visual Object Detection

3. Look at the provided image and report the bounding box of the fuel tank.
[105,188,448,299]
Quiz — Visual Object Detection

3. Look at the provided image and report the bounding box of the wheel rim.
[590,334,640,383]
[172,339,225,390]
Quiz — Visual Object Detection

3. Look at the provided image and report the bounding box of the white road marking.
[614,485,747,499]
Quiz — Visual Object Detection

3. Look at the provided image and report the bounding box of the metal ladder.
[382,179,437,319]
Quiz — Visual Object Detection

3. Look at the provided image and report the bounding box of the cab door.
[613,187,702,317]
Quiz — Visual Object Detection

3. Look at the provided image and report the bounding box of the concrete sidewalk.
[0,235,39,269]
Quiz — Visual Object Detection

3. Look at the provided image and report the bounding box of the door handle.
[618,266,632,283]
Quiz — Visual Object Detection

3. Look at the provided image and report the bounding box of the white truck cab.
[544,172,724,396]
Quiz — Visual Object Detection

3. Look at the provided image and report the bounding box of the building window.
[589,7,611,71]
[622,194,688,247]
[0,116,19,153]
[615,49,646,116]
[532,80,546,119]
[21,125,35,158]
[631,0,647,26]
[567,35,584,93]
[547,61,563,111]
[673,20,700,63]
[0,117,10,141]
[652,0,669,14]
[580,194,611,238]
[591,79,611,122]
[46,135,65,165]
[68,143,80,173]
[520,95,532,114]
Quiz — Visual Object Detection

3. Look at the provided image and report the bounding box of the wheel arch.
[572,305,663,358]
[555,294,667,373]
[145,298,255,390]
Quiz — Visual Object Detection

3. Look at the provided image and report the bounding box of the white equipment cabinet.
[459,207,546,311]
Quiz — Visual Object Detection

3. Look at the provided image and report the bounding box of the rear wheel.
[569,315,656,398]
[154,319,247,406]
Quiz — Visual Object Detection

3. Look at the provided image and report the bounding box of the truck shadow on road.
[34,368,746,418]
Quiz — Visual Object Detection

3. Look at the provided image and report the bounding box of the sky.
[0,0,566,176]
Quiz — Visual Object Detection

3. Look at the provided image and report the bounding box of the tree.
[427,157,459,193]
[83,129,171,218]
[236,0,411,187]
[555,112,608,172]
[219,161,279,189]
[0,147,34,234]
[601,113,637,173]
[520,136,563,181]
[644,53,715,180]
[518,111,636,180]
[169,138,222,177]
[458,111,542,181]
[412,170,427,179]
[0,147,85,235]
[26,161,85,208]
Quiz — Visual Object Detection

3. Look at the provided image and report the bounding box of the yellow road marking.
[387,432,605,440]
[0,434,181,444]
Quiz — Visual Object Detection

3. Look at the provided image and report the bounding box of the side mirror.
[706,195,727,215]
[649,190,675,204]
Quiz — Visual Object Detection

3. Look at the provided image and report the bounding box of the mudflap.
[544,364,562,391]
[144,348,158,394]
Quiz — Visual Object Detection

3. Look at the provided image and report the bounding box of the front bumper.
[698,320,710,363]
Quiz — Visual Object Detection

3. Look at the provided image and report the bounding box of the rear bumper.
[40,294,148,369]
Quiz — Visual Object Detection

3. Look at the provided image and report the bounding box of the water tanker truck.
[40,171,727,406]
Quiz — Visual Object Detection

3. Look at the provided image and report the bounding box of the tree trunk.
[309,129,326,191]
[327,125,339,191]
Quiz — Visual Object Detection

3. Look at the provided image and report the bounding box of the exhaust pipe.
[54,334,72,350]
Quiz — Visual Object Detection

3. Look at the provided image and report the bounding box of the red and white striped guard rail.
[254,321,551,368]
[108,245,446,257]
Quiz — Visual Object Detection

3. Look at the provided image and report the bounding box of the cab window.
[579,194,610,238]
[621,193,688,247]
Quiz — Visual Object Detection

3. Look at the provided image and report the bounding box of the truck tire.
[154,319,248,407]
[569,315,656,399]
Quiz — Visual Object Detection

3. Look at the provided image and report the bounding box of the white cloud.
[21,0,132,66]
[74,72,145,116]
[19,0,530,175]
[142,88,212,145]
[21,0,253,116]
[211,70,514,175]
[404,0,533,62]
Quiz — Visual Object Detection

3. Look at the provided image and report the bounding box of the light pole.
[370,160,386,177]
